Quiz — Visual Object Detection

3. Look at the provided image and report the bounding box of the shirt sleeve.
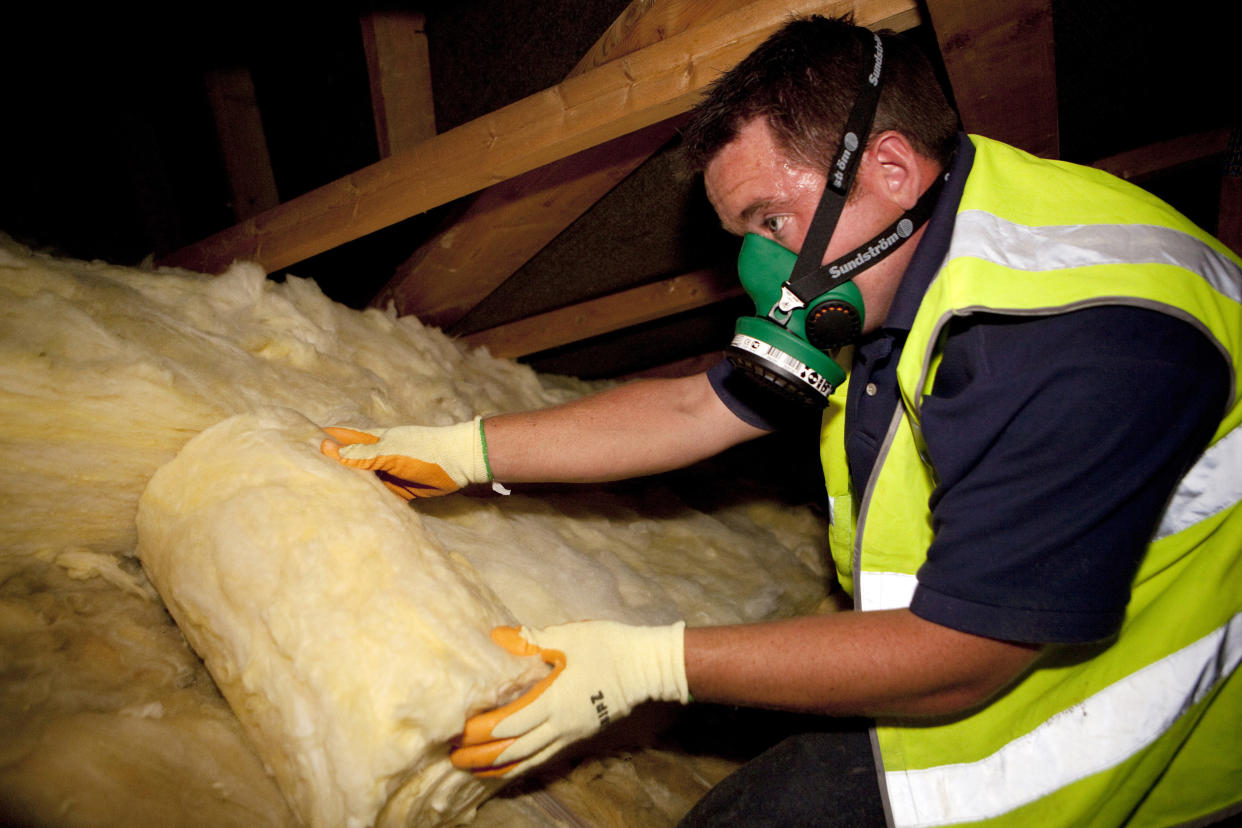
[706,358,820,432]
[909,306,1229,644]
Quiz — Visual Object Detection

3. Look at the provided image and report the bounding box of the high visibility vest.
[820,135,1242,827]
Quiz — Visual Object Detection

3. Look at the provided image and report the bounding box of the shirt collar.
[880,133,975,334]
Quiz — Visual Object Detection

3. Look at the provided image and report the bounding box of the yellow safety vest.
[820,136,1242,827]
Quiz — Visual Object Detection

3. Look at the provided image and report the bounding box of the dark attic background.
[3,0,1239,383]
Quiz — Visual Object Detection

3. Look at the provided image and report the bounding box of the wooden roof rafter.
[923,0,1059,158]
[159,0,921,280]
[376,0,923,330]
[166,0,1235,372]
[372,0,732,330]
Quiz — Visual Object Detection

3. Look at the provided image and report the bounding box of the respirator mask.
[726,31,944,408]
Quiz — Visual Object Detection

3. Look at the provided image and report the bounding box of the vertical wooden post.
[923,0,1059,159]
[204,67,280,220]
[360,10,437,158]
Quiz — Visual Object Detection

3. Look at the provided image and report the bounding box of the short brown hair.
[679,15,959,174]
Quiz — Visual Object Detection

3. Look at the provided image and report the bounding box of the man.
[322,15,1242,826]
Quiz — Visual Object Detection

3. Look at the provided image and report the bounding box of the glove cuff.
[628,621,690,705]
[468,416,493,483]
[424,417,490,487]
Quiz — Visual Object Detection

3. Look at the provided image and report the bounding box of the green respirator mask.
[729,232,867,406]
[725,30,945,409]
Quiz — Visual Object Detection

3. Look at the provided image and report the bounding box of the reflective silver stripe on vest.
[858,571,918,611]
[1157,423,1242,539]
[884,610,1242,827]
[950,211,1242,303]
[858,428,1242,603]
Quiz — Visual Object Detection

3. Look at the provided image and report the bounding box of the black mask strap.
[787,31,885,287]
[788,167,948,303]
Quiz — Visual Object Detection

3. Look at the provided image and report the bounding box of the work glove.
[320,416,494,500]
[450,620,689,778]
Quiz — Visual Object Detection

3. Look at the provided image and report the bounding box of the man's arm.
[323,370,768,495]
[685,609,1042,717]
[450,609,1043,776]
[485,371,769,484]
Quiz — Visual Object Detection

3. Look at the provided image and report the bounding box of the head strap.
[787,31,885,287]
[787,168,948,303]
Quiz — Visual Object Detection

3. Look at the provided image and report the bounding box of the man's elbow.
[916,680,1012,717]
[906,641,1045,718]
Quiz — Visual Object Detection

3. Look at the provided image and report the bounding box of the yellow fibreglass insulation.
[0,237,829,826]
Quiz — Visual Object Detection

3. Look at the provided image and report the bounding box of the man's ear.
[867,131,926,211]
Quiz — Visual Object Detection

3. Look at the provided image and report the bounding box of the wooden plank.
[203,67,279,220]
[376,0,920,328]
[573,0,730,75]
[360,10,436,157]
[579,0,921,81]
[159,0,917,277]
[1089,127,1231,183]
[373,0,737,327]
[375,117,684,328]
[460,268,743,358]
[923,0,1058,158]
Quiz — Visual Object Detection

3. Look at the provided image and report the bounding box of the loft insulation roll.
[134,403,830,826]
[0,237,831,825]
[136,407,537,828]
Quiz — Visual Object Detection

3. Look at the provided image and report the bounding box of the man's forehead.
[704,122,822,233]
[704,122,779,202]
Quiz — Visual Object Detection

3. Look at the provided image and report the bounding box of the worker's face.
[704,117,879,263]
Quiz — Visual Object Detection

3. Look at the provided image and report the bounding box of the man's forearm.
[483,372,767,483]
[684,609,1042,718]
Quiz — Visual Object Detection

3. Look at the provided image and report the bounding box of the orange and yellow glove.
[320,417,492,500]
[450,620,688,778]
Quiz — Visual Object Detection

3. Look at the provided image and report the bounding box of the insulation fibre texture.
[137,408,533,827]
[0,236,829,826]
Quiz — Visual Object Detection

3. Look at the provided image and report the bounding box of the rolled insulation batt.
[2,237,830,824]
[136,407,541,828]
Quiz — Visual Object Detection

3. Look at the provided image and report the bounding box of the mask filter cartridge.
[727,233,863,408]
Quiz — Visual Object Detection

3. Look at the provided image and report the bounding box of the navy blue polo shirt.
[710,135,1229,644]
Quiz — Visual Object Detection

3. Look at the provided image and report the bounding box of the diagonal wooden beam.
[1089,127,1231,184]
[159,0,918,278]
[372,0,735,328]
[460,267,744,358]
[382,115,684,330]
[923,0,1058,158]
[376,0,921,329]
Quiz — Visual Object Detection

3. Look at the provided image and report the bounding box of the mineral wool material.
[0,237,829,826]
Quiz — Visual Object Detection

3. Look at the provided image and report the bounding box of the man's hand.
[450,620,689,778]
[320,417,490,500]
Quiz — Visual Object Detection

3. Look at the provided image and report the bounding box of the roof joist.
[375,0,922,328]
[159,0,920,278]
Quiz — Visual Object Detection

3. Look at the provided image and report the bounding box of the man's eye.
[763,215,787,235]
